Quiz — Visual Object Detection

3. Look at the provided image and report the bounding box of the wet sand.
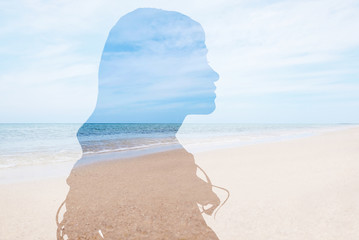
[59,148,219,239]
[1,127,359,239]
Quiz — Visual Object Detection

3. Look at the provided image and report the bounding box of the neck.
[87,107,187,127]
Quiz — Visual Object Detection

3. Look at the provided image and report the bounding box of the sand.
[1,127,359,239]
[197,127,359,240]
[0,178,68,240]
[59,148,219,239]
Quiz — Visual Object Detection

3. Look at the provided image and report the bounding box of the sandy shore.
[0,177,69,240]
[1,127,359,239]
[198,126,359,240]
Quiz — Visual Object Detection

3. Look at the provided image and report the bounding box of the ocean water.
[0,123,354,169]
[0,123,82,169]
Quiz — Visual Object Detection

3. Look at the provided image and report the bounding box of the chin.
[207,103,216,114]
[194,101,216,115]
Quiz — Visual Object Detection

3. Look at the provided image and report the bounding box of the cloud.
[1,0,359,123]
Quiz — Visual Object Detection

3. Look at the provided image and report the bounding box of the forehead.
[104,9,206,56]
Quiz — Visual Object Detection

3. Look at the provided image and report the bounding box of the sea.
[0,123,355,170]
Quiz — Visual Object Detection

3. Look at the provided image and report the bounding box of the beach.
[1,126,359,239]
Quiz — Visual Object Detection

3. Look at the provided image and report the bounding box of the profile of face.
[59,9,222,240]
[90,8,219,123]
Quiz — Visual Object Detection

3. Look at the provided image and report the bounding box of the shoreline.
[1,124,357,185]
[1,126,359,239]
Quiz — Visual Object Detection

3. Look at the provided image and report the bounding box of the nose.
[209,68,219,82]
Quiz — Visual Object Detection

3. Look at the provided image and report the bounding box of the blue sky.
[0,0,358,123]
[88,8,218,123]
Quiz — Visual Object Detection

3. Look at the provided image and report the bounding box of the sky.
[0,0,359,123]
[89,8,218,123]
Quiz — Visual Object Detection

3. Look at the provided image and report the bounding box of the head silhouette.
[58,9,223,240]
[88,8,219,123]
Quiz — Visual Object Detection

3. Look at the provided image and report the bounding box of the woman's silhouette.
[57,8,223,239]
